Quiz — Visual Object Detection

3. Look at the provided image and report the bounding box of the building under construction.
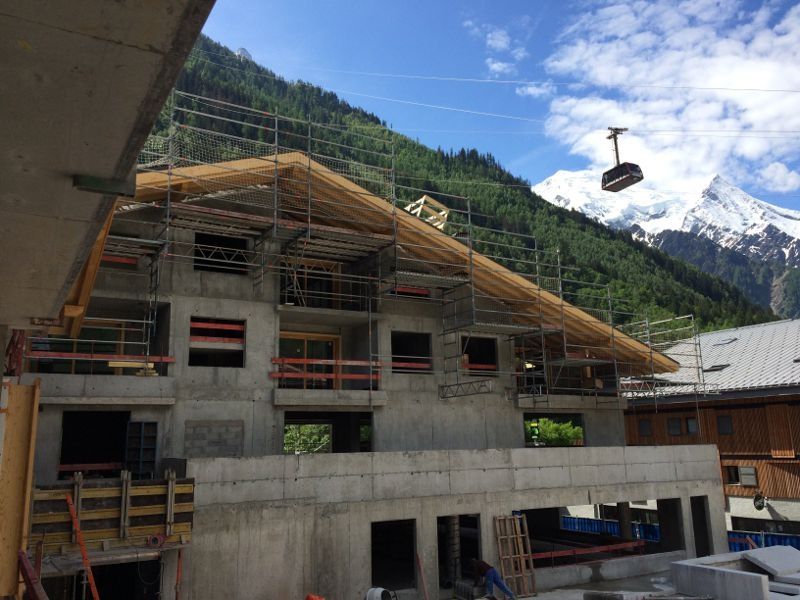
[4,93,728,599]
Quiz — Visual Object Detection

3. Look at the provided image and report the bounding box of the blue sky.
[202,0,800,209]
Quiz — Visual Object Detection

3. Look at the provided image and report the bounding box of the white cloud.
[511,46,529,61]
[486,58,516,77]
[541,1,800,194]
[760,162,800,192]
[463,17,532,77]
[462,19,481,37]
[486,28,511,51]
[516,82,555,98]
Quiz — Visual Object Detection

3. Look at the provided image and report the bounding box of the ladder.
[494,514,535,597]
[65,492,100,600]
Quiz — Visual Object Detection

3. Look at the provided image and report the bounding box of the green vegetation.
[525,417,584,447]
[283,424,331,454]
[160,35,777,330]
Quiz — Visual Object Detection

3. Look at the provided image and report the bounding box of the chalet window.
[667,417,682,436]
[391,332,433,373]
[725,466,740,485]
[638,419,652,437]
[188,317,245,367]
[193,232,248,274]
[717,415,734,435]
[726,466,757,487]
[686,417,699,435]
[462,336,497,375]
[740,466,758,487]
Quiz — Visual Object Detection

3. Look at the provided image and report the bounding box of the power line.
[193,48,800,94]
[333,90,547,123]
[189,53,800,139]
[297,64,800,94]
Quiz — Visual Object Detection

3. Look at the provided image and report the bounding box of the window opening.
[193,232,248,274]
[686,417,699,435]
[59,411,130,479]
[725,465,740,485]
[524,414,584,447]
[188,317,245,367]
[391,331,433,373]
[461,336,497,374]
[283,411,372,453]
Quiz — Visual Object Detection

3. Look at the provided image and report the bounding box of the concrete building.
[626,319,800,534]
[11,94,729,599]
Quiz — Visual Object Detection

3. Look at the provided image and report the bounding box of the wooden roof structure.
[121,151,679,375]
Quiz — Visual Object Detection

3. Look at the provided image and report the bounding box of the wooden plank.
[766,404,795,458]
[0,380,40,596]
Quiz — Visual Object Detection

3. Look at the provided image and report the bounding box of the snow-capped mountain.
[533,171,800,267]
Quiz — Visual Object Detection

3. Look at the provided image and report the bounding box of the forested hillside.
[160,35,776,330]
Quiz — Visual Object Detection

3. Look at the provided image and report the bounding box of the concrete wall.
[672,552,770,600]
[167,445,728,600]
[728,495,800,525]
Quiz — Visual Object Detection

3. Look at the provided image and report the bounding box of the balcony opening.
[275,330,378,392]
[26,300,171,376]
[525,500,670,567]
[193,232,248,274]
[523,413,584,448]
[391,331,433,373]
[280,259,372,311]
[436,514,480,592]
[461,336,497,375]
[283,411,371,453]
[188,317,245,367]
[372,519,416,591]
[42,559,161,600]
[59,411,130,480]
[690,495,712,557]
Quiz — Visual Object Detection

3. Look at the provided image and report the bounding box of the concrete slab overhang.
[0,1,215,329]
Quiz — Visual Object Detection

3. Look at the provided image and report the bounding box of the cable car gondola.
[601,127,644,192]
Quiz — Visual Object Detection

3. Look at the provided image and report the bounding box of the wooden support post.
[119,470,131,539]
[70,473,83,545]
[166,469,176,537]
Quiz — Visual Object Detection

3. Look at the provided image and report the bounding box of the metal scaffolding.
[24,91,712,407]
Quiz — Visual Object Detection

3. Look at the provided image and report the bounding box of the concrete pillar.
[617,501,633,541]
[417,515,439,599]
[480,510,500,567]
[680,494,697,559]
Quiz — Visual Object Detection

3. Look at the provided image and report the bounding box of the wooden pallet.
[494,514,535,597]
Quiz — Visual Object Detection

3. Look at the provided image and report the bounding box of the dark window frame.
[686,416,699,435]
[667,417,682,436]
[638,418,652,437]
